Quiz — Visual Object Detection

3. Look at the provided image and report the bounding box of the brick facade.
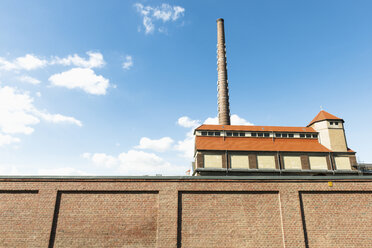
[248,154,257,169]
[0,176,371,247]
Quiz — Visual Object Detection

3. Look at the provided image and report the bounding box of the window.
[300,134,305,138]
[312,134,318,138]
[201,131,207,136]
[227,132,232,136]
[208,131,214,136]
[230,155,249,169]
[258,133,263,137]
[215,132,221,136]
[204,154,223,168]
[257,155,276,169]
[251,133,257,137]
[306,134,311,138]
[288,133,294,138]
[275,133,281,138]
[239,132,245,137]
[233,132,239,137]
[282,133,288,138]
[335,157,351,170]
[309,156,327,170]
[283,156,302,169]
[335,122,338,125]
[330,122,334,125]
[264,133,270,137]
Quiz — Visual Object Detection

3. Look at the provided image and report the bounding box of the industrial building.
[193,19,358,176]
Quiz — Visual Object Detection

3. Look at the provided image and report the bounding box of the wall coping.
[0,175,372,182]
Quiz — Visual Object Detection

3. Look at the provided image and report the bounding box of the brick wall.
[0,177,371,247]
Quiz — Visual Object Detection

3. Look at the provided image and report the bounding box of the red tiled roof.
[196,125,316,133]
[307,110,343,127]
[195,136,331,152]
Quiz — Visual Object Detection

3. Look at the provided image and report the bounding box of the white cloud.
[51,51,105,68]
[231,114,254,125]
[36,92,41,97]
[83,150,186,175]
[175,116,201,158]
[0,86,40,134]
[0,52,106,72]
[35,112,82,127]
[135,137,174,152]
[118,150,177,175]
[49,67,110,95]
[82,152,117,168]
[0,86,81,146]
[135,3,185,34]
[177,116,200,128]
[203,114,254,125]
[122,55,133,70]
[142,16,155,33]
[16,54,47,70]
[0,133,20,146]
[82,152,92,159]
[17,75,41,85]
[0,54,47,71]
[203,116,218,125]
[174,129,194,158]
[0,57,17,71]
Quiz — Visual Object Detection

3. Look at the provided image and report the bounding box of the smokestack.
[216,18,231,125]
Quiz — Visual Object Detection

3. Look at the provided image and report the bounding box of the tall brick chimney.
[216,18,231,125]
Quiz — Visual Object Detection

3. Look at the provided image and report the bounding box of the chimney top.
[216,18,224,22]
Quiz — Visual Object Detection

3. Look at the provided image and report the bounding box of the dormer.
[307,110,347,152]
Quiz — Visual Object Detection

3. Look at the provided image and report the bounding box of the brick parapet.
[0,177,372,247]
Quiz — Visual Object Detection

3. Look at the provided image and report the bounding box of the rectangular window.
[258,133,263,137]
[306,134,311,138]
[227,132,232,137]
[335,122,338,125]
[330,122,334,125]
[288,134,294,138]
[214,132,220,136]
[233,132,239,137]
[204,154,223,168]
[300,134,305,138]
[275,133,281,138]
[230,155,249,169]
[257,155,276,169]
[283,156,302,170]
[309,156,327,170]
[264,133,269,137]
[282,133,288,138]
[251,133,257,137]
[335,157,351,170]
[239,132,245,137]
[201,131,207,136]
[208,131,214,136]
[312,134,318,138]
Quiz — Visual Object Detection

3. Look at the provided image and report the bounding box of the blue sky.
[0,0,371,175]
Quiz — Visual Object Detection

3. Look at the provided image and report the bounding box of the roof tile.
[195,136,331,152]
